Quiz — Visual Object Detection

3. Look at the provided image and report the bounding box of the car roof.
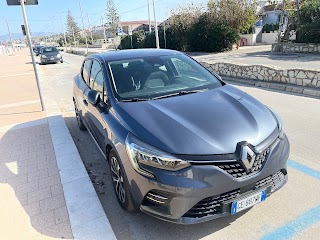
[87,48,183,62]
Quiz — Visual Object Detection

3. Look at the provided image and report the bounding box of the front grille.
[215,147,270,178]
[184,170,286,219]
[255,170,286,192]
[183,189,240,218]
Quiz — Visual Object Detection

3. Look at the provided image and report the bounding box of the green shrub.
[188,14,240,52]
[119,32,145,49]
[296,0,320,43]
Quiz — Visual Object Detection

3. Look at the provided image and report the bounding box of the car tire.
[73,100,86,131]
[109,150,135,212]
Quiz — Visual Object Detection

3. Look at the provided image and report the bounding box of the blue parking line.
[288,160,320,180]
[260,205,320,240]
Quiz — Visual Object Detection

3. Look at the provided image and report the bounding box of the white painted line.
[38,64,116,240]
[0,72,33,78]
[0,100,39,109]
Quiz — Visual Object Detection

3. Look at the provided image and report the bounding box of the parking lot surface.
[38,52,320,240]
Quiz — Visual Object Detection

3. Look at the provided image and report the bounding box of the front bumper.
[41,57,62,64]
[120,134,290,224]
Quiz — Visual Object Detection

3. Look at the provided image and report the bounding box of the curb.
[37,62,116,240]
[223,76,320,99]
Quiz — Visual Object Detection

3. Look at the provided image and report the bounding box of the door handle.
[83,99,88,106]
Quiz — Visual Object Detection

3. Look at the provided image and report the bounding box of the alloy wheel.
[110,156,126,203]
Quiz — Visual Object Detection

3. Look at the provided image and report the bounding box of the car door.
[83,59,108,150]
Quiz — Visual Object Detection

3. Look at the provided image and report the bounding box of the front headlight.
[41,54,47,58]
[125,134,190,178]
[57,54,61,58]
[267,107,284,138]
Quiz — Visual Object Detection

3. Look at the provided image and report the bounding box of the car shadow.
[63,115,252,240]
[0,117,73,239]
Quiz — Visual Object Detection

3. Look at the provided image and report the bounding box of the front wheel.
[109,150,135,211]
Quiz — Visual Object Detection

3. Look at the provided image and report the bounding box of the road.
[38,52,320,240]
[190,45,320,71]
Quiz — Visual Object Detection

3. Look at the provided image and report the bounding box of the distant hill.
[0,32,56,41]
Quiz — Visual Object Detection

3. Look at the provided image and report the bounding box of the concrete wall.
[200,61,320,89]
[262,32,278,44]
[240,34,257,46]
[272,43,320,53]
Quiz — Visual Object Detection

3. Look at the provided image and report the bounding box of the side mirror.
[87,90,100,106]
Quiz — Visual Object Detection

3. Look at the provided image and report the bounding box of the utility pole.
[152,0,160,48]
[58,12,67,51]
[164,0,168,49]
[275,0,285,52]
[20,0,45,111]
[295,0,300,26]
[164,21,167,49]
[101,16,107,48]
[6,20,14,52]
[147,0,152,34]
[79,1,89,55]
[87,13,94,44]
[72,27,76,46]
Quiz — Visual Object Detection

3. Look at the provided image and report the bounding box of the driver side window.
[90,60,106,102]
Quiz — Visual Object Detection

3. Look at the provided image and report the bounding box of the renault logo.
[240,144,256,172]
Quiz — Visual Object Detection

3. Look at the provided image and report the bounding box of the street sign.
[128,29,133,36]
[6,0,38,5]
[117,26,123,36]
[21,25,26,35]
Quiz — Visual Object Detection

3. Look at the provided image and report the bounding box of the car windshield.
[107,54,222,101]
[42,47,58,53]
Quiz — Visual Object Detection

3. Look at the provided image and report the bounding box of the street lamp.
[152,0,160,48]
[79,0,89,55]
[147,0,151,34]
[57,11,67,51]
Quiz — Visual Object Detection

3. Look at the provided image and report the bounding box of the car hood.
[116,85,278,155]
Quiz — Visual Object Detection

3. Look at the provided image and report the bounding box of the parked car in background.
[34,45,44,56]
[39,46,63,65]
[73,49,289,224]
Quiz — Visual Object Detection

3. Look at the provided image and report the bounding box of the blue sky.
[0,0,207,36]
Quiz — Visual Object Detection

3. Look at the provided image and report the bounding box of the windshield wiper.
[122,98,150,102]
[178,90,205,95]
[153,89,207,100]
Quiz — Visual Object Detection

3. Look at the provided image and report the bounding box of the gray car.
[73,49,289,224]
[39,46,63,65]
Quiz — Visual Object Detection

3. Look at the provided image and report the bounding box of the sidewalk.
[0,50,114,239]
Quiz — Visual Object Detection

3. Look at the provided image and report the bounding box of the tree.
[66,10,81,43]
[105,0,120,38]
[168,3,204,51]
[207,0,257,32]
[295,0,320,43]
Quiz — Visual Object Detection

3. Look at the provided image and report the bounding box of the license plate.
[231,189,266,214]
[50,58,54,60]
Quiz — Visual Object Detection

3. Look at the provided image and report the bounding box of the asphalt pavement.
[38,51,320,240]
[190,45,320,71]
